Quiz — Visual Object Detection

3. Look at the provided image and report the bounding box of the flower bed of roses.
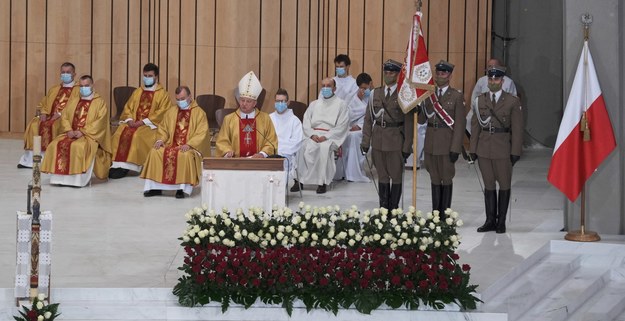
[173,203,479,315]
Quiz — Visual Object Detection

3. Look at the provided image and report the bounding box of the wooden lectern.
[202,157,286,214]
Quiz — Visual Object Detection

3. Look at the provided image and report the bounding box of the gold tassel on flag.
[580,112,591,141]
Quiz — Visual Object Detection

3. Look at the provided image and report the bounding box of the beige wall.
[0,0,491,133]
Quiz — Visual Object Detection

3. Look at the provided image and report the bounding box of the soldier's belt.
[427,122,448,129]
[483,126,510,134]
[375,121,403,128]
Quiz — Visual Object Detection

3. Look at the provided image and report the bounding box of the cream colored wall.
[0,0,491,133]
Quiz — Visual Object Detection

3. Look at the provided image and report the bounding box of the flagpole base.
[564,230,601,242]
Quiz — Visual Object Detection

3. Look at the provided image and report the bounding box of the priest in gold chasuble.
[18,62,80,168]
[109,63,173,179]
[216,71,278,158]
[41,75,112,187]
[140,86,210,198]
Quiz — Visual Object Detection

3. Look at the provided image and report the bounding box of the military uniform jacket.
[362,87,414,153]
[418,87,466,155]
[469,91,523,159]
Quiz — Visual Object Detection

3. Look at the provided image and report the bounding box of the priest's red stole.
[162,109,191,184]
[238,118,257,157]
[40,87,73,151]
[114,90,155,161]
[54,100,91,175]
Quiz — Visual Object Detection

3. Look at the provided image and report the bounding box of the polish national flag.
[547,41,616,202]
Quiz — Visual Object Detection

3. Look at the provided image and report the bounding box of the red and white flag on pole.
[397,11,454,127]
[547,41,616,202]
[397,11,434,113]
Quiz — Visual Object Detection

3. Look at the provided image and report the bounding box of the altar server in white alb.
[336,72,373,182]
[296,78,350,194]
[269,88,303,191]
[333,54,359,101]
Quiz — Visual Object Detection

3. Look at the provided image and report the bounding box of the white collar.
[241,110,256,119]
[384,83,398,95]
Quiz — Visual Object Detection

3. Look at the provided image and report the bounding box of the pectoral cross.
[242,124,254,146]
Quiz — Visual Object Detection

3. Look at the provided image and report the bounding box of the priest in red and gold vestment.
[215,71,278,158]
[108,63,173,179]
[41,75,112,187]
[18,62,80,168]
[140,86,210,198]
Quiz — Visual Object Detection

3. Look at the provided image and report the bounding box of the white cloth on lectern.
[467,75,518,133]
[335,93,370,182]
[269,109,303,178]
[297,96,349,185]
[333,75,359,101]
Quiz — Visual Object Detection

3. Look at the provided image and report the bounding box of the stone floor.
[0,136,568,291]
[14,135,625,320]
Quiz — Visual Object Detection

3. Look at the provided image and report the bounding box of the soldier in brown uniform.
[361,59,414,210]
[470,66,523,233]
[418,60,466,215]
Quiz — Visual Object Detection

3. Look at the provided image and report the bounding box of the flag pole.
[410,0,422,210]
[564,13,600,243]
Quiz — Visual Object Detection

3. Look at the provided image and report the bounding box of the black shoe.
[477,189,498,232]
[316,184,327,194]
[175,190,185,199]
[290,180,303,192]
[143,189,162,197]
[108,168,130,179]
[17,164,30,169]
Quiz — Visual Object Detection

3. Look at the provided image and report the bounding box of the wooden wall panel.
[214,0,261,108]
[0,0,9,131]
[9,0,26,132]
[179,0,196,96]
[26,0,47,124]
[111,0,129,90]
[259,0,281,112]
[195,0,215,96]
[346,0,364,76]
[92,0,113,116]
[0,0,492,133]
[363,0,383,84]
[294,0,311,103]
[279,0,297,101]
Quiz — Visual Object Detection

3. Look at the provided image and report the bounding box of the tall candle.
[33,136,42,156]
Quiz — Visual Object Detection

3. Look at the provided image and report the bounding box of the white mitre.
[238,71,263,100]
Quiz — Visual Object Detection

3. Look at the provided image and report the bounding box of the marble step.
[481,252,581,319]
[1,288,507,321]
[516,267,611,321]
[566,269,625,321]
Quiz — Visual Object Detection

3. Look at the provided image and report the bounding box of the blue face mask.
[335,67,346,77]
[177,99,190,109]
[60,73,73,84]
[321,87,333,99]
[363,88,371,98]
[275,101,288,113]
[143,76,155,87]
[79,86,92,97]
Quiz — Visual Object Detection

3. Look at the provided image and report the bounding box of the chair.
[289,100,308,122]
[196,94,226,131]
[215,108,236,128]
[111,86,137,124]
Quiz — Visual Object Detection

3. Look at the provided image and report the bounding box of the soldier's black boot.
[431,184,442,215]
[477,189,497,232]
[378,183,391,209]
[440,184,453,218]
[389,184,402,210]
[496,189,511,233]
